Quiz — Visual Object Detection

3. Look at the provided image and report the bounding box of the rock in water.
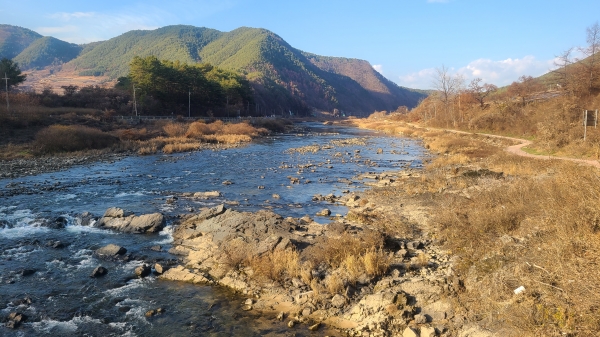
[96,207,165,233]
[96,244,127,256]
[154,263,166,274]
[5,312,27,329]
[91,266,108,278]
[316,209,331,216]
[135,264,151,278]
[128,213,166,233]
[21,269,36,276]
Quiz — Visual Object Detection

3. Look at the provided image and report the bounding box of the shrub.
[34,125,119,153]
[163,122,188,137]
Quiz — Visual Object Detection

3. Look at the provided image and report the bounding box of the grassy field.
[350,118,600,336]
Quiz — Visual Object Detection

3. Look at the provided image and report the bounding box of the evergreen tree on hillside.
[0,58,26,91]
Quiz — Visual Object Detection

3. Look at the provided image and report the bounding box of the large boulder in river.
[96,208,165,233]
[96,244,127,256]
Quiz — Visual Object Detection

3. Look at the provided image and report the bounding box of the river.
[0,122,426,336]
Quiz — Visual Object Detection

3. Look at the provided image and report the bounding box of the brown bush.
[249,248,301,283]
[34,125,119,153]
[163,122,188,137]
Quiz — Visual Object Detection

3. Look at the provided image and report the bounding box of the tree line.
[118,56,254,116]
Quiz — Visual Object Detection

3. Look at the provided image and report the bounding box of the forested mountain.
[67,26,223,76]
[0,24,42,59]
[14,37,82,69]
[1,24,427,114]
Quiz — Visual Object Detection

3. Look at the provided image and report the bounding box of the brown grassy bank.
[351,119,600,336]
[0,108,292,160]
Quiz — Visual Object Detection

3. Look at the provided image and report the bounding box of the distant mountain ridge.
[0,24,427,113]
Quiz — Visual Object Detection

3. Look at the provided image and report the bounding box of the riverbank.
[344,119,600,336]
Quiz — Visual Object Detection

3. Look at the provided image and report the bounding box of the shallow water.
[0,122,426,336]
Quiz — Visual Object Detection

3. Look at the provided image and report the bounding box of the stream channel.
[0,122,427,336]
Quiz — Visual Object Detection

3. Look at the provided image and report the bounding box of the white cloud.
[37,25,79,35]
[397,56,558,89]
[372,64,383,73]
[49,12,96,21]
[40,10,164,43]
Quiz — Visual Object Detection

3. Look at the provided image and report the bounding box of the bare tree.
[508,75,543,105]
[553,48,574,95]
[431,65,463,125]
[580,22,600,96]
[468,78,497,109]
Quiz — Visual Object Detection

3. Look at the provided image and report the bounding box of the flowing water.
[0,122,427,336]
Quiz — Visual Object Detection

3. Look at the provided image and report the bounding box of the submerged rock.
[91,266,108,278]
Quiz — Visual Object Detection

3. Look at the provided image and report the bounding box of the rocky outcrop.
[95,208,165,233]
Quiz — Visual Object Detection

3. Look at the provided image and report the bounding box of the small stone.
[302,307,312,317]
[91,266,108,278]
[420,326,436,337]
[150,245,162,252]
[287,320,295,328]
[145,309,156,317]
[258,186,265,189]
[403,326,418,337]
[135,264,151,278]
[414,313,427,324]
[316,209,331,217]
[154,263,166,274]
[331,294,346,308]
[272,194,281,199]
[242,304,252,311]
[308,322,320,331]
[21,269,36,276]
[276,312,285,321]
[291,278,305,288]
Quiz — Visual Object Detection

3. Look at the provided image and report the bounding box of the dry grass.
[34,125,119,154]
[248,248,301,283]
[137,145,158,155]
[324,271,346,294]
[163,122,188,137]
[163,142,202,154]
[415,133,600,335]
[201,134,252,144]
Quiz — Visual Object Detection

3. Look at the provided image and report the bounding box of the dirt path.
[410,123,600,169]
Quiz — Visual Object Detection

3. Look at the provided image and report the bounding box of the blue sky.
[2,0,599,89]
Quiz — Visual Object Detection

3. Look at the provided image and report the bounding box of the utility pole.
[133,85,140,117]
[2,73,9,112]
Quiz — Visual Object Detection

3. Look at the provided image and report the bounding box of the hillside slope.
[65,25,223,77]
[6,24,426,113]
[14,37,82,69]
[0,24,43,60]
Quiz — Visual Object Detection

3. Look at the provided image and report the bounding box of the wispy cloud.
[39,9,166,43]
[397,56,557,89]
[372,64,383,73]
[49,12,96,21]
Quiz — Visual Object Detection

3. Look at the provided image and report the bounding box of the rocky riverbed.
[3,123,459,336]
